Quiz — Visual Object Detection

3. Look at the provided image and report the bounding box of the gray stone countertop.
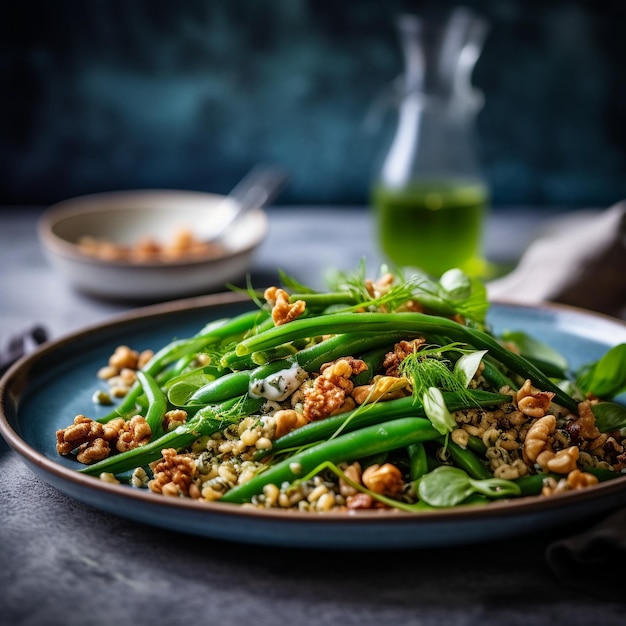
[1,206,623,626]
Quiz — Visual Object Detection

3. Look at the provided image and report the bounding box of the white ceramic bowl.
[37,189,268,301]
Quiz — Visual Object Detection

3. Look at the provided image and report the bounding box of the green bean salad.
[56,265,626,512]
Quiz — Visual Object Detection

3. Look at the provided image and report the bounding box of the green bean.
[352,346,389,386]
[262,390,510,457]
[145,309,264,376]
[249,344,299,365]
[288,291,460,318]
[135,370,167,440]
[234,312,578,412]
[407,442,428,481]
[80,395,265,476]
[294,332,411,373]
[220,332,410,374]
[220,417,441,504]
[521,356,568,380]
[288,292,359,310]
[513,467,622,496]
[586,467,623,482]
[99,308,265,423]
[417,295,461,317]
[186,359,294,406]
[80,418,211,476]
[467,435,488,456]
[99,336,215,423]
[164,363,225,390]
[512,473,555,496]
[438,438,491,480]
[482,358,518,391]
[222,343,314,371]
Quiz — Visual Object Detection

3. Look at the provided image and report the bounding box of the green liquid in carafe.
[372,180,488,277]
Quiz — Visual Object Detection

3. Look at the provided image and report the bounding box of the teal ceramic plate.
[2,292,626,549]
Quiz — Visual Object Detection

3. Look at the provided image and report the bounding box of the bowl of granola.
[37,189,268,301]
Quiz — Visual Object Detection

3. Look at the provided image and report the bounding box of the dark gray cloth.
[0,325,48,375]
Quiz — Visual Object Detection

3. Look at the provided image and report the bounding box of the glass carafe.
[371,9,490,278]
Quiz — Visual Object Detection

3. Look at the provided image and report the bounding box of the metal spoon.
[203,164,287,242]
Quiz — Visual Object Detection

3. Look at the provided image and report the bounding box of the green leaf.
[439,268,472,300]
[576,344,626,399]
[591,401,626,432]
[417,465,522,507]
[423,387,456,435]
[165,371,222,404]
[437,270,489,326]
[417,466,475,507]
[278,268,319,294]
[454,350,488,388]
[500,330,569,373]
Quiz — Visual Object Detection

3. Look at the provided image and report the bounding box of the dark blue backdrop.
[2,0,626,209]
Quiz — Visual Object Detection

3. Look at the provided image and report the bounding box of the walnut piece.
[98,345,154,399]
[339,462,362,497]
[365,272,394,299]
[516,379,555,418]
[78,229,223,263]
[116,415,152,453]
[102,417,126,442]
[542,468,599,496]
[108,345,140,370]
[162,409,188,432]
[148,448,197,497]
[271,409,304,439]
[536,445,579,474]
[346,493,376,510]
[523,414,556,463]
[383,338,426,377]
[264,286,306,326]
[302,358,365,421]
[76,438,111,464]
[56,415,111,464]
[362,463,404,496]
[570,400,601,440]
[566,468,599,490]
[56,413,153,463]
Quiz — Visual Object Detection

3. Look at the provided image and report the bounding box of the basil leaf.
[591,401,626,432]
[576,344,626,399]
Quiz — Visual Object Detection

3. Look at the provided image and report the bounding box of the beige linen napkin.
[487,201,626,318]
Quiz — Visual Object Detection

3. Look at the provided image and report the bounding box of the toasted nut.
[523,414,556,463]
[362,463,403,496]
[545,446,579,474]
